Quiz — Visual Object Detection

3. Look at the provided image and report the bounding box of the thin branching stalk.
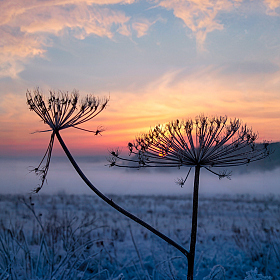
[109,115,271,280]
[55,130,189,258]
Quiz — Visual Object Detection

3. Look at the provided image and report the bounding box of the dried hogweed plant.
[109,115,271,280]
[27,88,189,264]
[27,88,108,193]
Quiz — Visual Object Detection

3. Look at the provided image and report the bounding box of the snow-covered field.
[0,193,278,279]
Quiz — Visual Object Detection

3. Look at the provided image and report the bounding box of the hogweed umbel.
[109,115,271,280]
[109,115,269,175]
[27,88,108,192]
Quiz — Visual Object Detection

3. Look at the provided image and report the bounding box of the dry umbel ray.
[27,88,190,262]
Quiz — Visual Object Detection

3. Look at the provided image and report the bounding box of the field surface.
[0,194,279,279]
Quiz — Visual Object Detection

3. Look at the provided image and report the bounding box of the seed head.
[110,115,271,182]
[27,88,108,132]
[27,88,108,192]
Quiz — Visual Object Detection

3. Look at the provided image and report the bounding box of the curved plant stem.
[55,130,190,259]
[187,165,200,280]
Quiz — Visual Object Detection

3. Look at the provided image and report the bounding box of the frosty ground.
[0,193,278,279]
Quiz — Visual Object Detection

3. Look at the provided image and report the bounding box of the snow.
[0,193,279,279]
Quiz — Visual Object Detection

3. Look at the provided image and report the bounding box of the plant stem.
[187,165,200,280]
[55,130,190,259]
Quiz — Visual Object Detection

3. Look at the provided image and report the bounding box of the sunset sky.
[1,0,280,157]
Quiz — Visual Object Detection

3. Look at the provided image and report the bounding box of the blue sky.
[1,0,280,156]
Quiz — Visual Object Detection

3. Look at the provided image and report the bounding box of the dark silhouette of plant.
[27,88,108,193]
[109,115,271,280]
[26,88,190,264]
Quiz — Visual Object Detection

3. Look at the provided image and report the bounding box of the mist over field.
[1,143,280,196]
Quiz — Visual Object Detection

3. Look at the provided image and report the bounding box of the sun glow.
[0,0,280,158]
[158,149,167,157]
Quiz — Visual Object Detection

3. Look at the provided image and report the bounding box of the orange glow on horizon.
[1,71,280,157]
[1,102,280,157]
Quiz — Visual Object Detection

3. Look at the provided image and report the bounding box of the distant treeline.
[39,142,280,175]
[233,142,280,174]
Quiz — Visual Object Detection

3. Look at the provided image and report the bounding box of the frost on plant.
[203,265,226,280]
[244,268,272,280]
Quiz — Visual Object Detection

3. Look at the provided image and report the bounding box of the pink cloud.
[155,0,241,51]
[103,65,280,143]
[132,18,159,37]
[264,0,280,15]
[0,0,134,77]
[19,5,130,39]
[0,28,47,78]
[264,0,280,9]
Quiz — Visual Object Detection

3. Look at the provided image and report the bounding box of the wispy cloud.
[18,5,130,39]
[0,0,134,78]
[0,28,47,78]
[155,0,241,51]
[1,0,279,78]
[264,0,280,14]
[111,64,280,139]
[132,18,159,37]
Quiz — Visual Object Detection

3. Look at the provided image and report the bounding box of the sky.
[1,0,280,195]
[1,0,280,157]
